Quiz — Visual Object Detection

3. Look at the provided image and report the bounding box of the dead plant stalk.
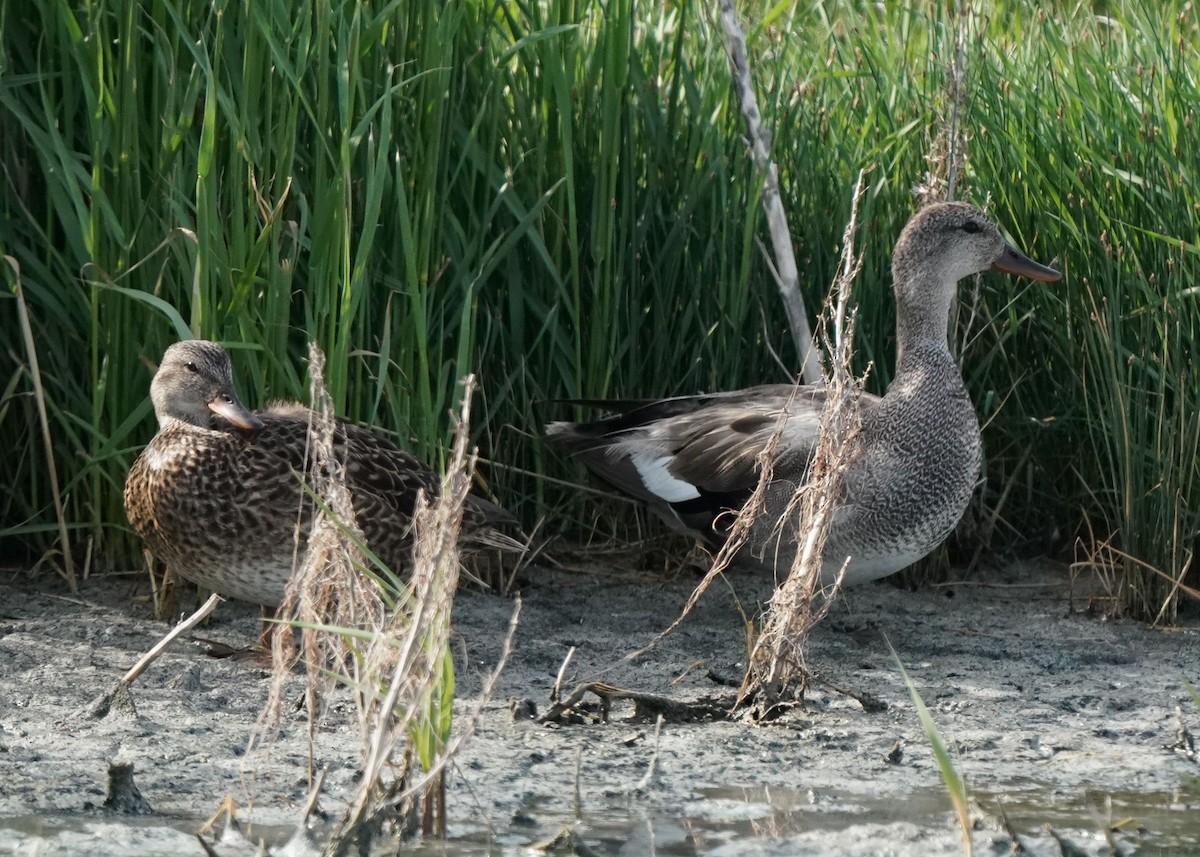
[715,0,821,384]
[332,374,483,849]
[261,343,386,766]
[633,173,870,695]
[747,171,870,702]
[9,256,76,589]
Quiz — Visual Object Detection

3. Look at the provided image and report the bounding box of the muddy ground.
[1,556,1198,856]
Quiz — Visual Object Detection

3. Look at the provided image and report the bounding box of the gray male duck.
[124,340,515,608]
[546,201,1061,585]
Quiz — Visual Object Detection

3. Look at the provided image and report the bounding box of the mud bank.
[1,558,1197,855]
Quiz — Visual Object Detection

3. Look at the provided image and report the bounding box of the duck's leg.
[193,608,275,664]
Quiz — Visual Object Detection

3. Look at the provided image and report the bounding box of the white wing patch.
[631,451,700,502]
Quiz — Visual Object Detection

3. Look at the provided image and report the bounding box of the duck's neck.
[892,267,957,369]
[157,412,213,432]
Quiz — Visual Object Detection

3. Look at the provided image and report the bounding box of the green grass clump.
[1,0,1198,618]
[964,2,1200,619]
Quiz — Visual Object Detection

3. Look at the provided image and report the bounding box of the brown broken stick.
[538,681,734,725]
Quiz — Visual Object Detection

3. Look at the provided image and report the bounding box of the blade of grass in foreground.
[888,638,973,857]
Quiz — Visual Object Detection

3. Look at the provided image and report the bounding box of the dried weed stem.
[633,174,870,706]
[261,343,385,751]
[716,0,821,384]
[744,171,870,706]
[8,255,76,589]
[243,349,515,851]
[328,374,518,852]
[916,0,971,208]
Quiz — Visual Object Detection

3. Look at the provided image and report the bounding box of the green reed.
[2,0,1197,617]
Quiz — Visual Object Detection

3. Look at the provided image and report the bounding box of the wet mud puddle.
[4,782,1197,856]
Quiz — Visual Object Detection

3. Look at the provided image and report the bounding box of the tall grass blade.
[888,638,973,857]
[7,256,76,589]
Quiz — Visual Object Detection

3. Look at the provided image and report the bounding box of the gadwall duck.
[546,201,1061,585]
[124,340,515,608]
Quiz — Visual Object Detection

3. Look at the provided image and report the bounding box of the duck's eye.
[185,362,199,373]
[961,221,982,234]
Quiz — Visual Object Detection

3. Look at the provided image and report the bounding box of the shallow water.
[4,782,1198,856]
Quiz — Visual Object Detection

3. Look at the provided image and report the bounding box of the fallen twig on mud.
[88,592,222,718]
[122,593,223,684]
[628,714,665,793]
[539,681,733,725]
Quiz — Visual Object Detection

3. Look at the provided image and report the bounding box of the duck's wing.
[247,406,516,551]
[547,384,870,536]
[244,406,442,516]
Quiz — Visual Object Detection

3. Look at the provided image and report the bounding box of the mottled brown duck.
[546,201,1061,585]
[124,340,515,608]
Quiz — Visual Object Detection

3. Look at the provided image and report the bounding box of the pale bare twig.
[121,593,223,685]
[88,592,223,719]
[716,0,821,384]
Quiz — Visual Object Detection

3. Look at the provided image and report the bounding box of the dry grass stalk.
[915,0,971,209]
[243,352,517,850]
[1072,522,1199,624]
[326,374,514,853]
[8,255,77,590]
[259,343,386,754]
[743,171,871,707]
[631,175,871,700]
[715,0,821,384]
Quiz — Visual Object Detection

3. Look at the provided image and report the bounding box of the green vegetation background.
[2,0,1196,617]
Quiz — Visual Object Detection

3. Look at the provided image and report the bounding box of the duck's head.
[150,340,263,430]
[892,201,1060,345]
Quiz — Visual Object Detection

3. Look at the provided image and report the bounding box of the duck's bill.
[208,395,264,430]
[992,244,1062,282]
